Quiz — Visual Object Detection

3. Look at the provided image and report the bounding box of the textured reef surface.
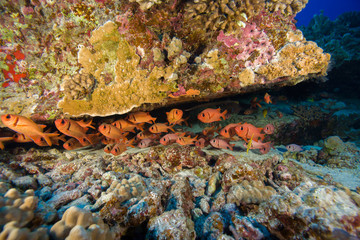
[1,0,360,239]
[0,0,330,119]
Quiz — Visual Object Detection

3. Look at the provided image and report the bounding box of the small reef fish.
[0,137,13,150]
[210,138,235,151]
[244,108,256,115]
[138,138,154,148]
[110,143,127,156]
[202,125,220,137]
[244,140,272,154]
[13,133,32,143]
[195,138,209,148]
[2,114,58,146]
[219,123,240,139]
[63,138,84,150]
[160,133,184,146]
[286,144,303,152]
[234,123,265,143]
[262,109,268,118]
[197,108,227,123]
[176,135,198,146]
[185,89,200,96]
[264,93,272,104]
[250,97,262,109]
[104,144,115,153]
[98,123,127,140]
[263,123,275,135]
[33,133,67,147]
[166,109,186,125]
[127,111,156,124]
[112,119,144,132]
[55,119,93,146]
[137,131,159,140]
[149,123,175,134]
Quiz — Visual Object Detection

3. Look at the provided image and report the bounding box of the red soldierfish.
[63,138,84,150]
[219,123,241,138]
[197,108,227,123]
[210,138,235,151]
[195,138,209,148]
[137,138,154,148]
[2,114,58,146]
[110,143,127,156]
[263,123,275,135]
[127,112,156,124]
[234,123,264,143]
[112,119,144,132]
[55,119,93,146]
[244,140,272,154]
[176,135,198,146]
[98,123,127,141]
[149,123,175,134]
[166,109,183,125]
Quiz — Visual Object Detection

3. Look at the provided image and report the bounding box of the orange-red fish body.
[195,138,209,148]
[176,135,197,146]
[235,123,264,143]
[13,133,32,143]
[166,109,183,124]
[263,124,275,135]
[2,114,57,146]
[63,138,84,150]
[111,143,127,156]
[219,123,241,138]
[250,97,262,109]
[210,138,235,151]
[138,138,153,148]
[112,119,143,132]
[244,140,272,154]
[104,144,115,153]
[0,137,13,150]
[127,112,156,124]
[202,125,220,138]
[160,133,185,145]
[55,119,92,146]
[98,123,127,141]
[137,131,159,140]
[264,93,272,104]
[149,123,175,134]
[197,108,227,123]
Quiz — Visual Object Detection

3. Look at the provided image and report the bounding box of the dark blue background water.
[295,0,360,26]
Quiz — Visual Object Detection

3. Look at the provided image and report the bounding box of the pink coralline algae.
[217,23,275,68]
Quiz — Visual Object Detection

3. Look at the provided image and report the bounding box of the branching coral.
[266,0,308,16]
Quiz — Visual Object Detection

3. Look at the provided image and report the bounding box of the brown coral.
[256,41,331,81]
[61,73,95,100]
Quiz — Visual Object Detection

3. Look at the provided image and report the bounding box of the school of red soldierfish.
[0,107,275,155]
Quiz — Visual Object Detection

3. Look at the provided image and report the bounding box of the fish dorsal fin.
[38,124,47,129]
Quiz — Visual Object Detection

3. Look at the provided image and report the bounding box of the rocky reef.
[0,0,330,119]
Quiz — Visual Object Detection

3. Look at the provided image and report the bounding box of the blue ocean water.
[296,0,360,26]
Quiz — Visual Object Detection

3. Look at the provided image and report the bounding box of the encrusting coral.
[58,21,176,116]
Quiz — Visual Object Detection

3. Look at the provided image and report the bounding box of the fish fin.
[221,110,228,120]
[168,125,175,132]
[136,123,145,131]
[77,119,96,130]
[37,124,47,129]
[39,134,53,146]
[246,133,254,154]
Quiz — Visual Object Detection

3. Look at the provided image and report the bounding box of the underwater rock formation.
[0,0,330,118]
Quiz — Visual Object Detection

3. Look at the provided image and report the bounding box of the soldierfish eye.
[61,119,65,124]
[202,113,205,117]
[5,114,11,119]
[68,143,72,146]
[240,127,243,130]
[224,129,227,133]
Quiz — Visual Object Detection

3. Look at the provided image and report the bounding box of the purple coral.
[217,23,275,68]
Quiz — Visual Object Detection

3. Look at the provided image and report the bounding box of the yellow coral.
[58,21,174,116]
[256,41,331,81]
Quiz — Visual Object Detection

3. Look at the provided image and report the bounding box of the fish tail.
[221,109,228,120]
[42,135,53,146]
[0,142,4,150]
